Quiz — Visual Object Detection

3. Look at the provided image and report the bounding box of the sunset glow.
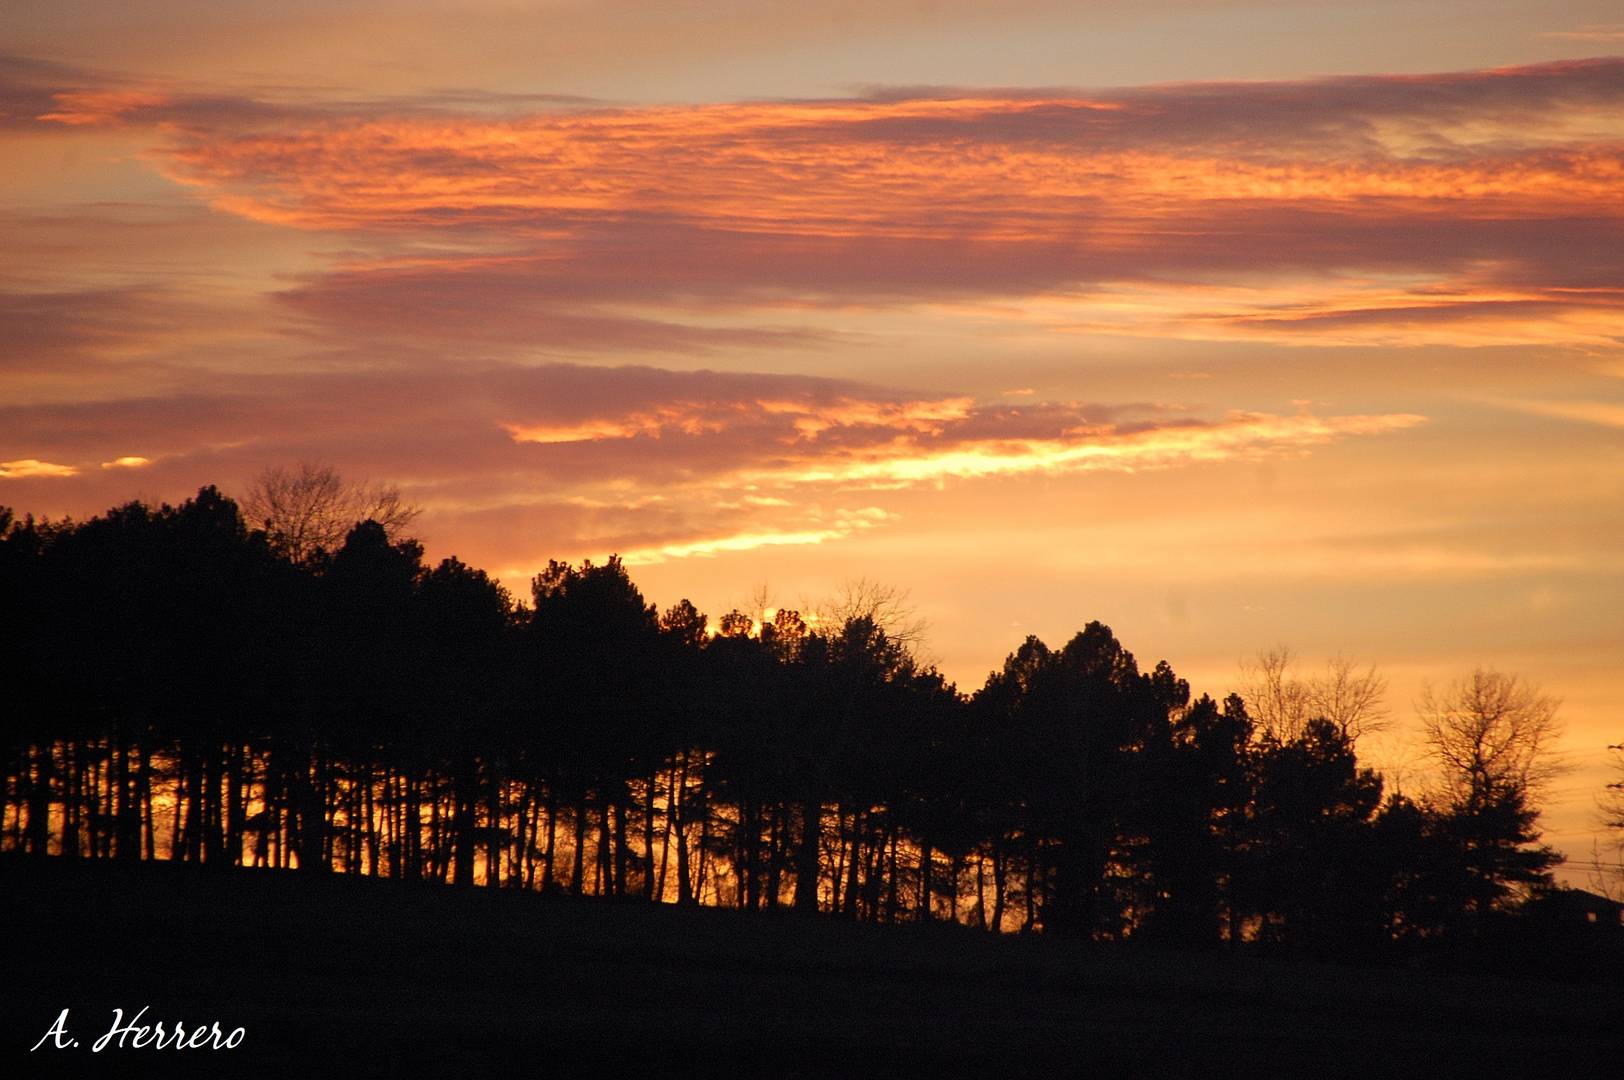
[3,1,1621,881]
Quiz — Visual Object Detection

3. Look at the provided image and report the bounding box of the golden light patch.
[750,410,1428,488]
[0,459,79,479]
[503,395,974,446]
[614,509,894,566]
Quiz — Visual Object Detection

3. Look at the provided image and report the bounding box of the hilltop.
[3,857,1619,1078]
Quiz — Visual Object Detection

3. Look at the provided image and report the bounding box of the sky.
[3,1,1622,880]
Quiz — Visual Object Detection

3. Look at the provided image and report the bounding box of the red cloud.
[74,58,1609,348]
[0,363,1425,572]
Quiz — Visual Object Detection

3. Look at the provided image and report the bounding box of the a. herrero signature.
[30,1007,245,1052]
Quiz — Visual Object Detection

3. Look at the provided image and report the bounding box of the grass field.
[2,856,1619,1078]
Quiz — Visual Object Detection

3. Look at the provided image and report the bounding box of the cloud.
[272,258,829,356]
[1539,26,1624,43]
[72,57,1608,350]
[745,409,1428,488]
[1480,397,1624,429]
[502,393,974,445]
[0,458,78,479]
[10,55,1623,350]
[0,363,1423,567]
[1183,288,1624,348]
[618,508,897,566]
[36,88,171,126]
[224,64,1624,176]
[0,53,99,130]
[484,370,1425,494]
[0,288,178,369]
[150,59,1624,233]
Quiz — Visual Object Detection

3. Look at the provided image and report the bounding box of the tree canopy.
[0,487,1590,965]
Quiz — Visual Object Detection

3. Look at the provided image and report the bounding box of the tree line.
[0,484,1607,961]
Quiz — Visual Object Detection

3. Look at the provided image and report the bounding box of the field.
[3,856,1618,1078]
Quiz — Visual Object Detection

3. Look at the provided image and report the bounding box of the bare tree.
[1605,742,1624,834]
[812,577,930,658]
[241,461,419,562]
[1598,742,1624,899]
[1418,668,1565,810]
[1310,656,1390,740]
[742,582,777,635]
[1238,647,1310,743]
[1238,647,1388,743]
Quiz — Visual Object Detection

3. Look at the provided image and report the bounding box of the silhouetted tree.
[242,461,419,563]
[1240,719,1384,954]
[525,557,659,898]
[5,485,1590,972]
[1139,692,1252,948]
[1239,647,1389,744]
[972,624,1182,937]
[1605,743,1624,833]
[1601,743,1624,898]
[1419,669,1564,915]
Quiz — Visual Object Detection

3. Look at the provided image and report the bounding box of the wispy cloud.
[36,88,170,126]
[619,508,896,566]
[0,363,1424,565]
[745,410,1428,488]
[503,394,974,446]
[6,58,1622,361]
[142,60,1624,238]
[1480,396,1624,429]
[10,56,1617,350]
[0,458,78,479]
[1538,25,1624,43]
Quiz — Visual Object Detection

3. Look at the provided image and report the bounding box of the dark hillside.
[3,857,1619,1078]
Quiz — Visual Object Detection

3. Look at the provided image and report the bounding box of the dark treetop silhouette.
[2,487,1609,969]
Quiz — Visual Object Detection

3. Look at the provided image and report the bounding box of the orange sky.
[2,2,1621,883]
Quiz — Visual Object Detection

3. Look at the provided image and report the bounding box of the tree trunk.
[114,732,138,859]
[612,798,628,898]
[675,756,695,905]
[658,758,680,902]
[26,743,51,856]
[542,787,558,891]
[451,757,475,887]
[743,801,762,911]
[793,798,821,913]
[991,846,1008,933]
[643,771,658,901]
[842,810,862,919]
[766,811,782,910]
[570,799,586,896]
[486,762,503,888]
[918,840,933,922]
